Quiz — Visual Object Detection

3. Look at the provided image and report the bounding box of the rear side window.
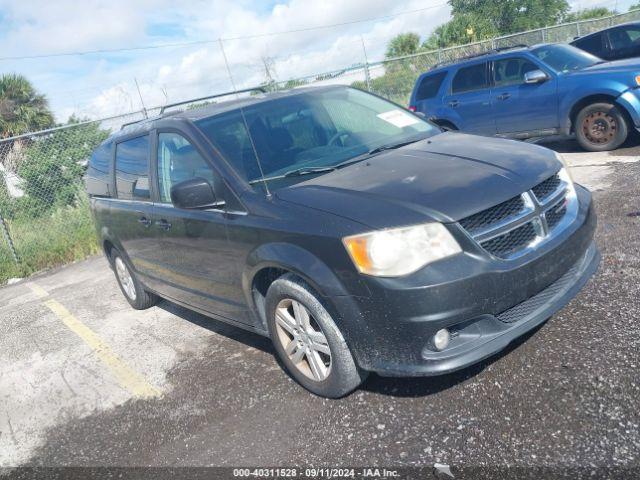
[115,135,150,201]
[415,72,447,101]
[573,33,604,56]
[85,142,112,197]
[451,63,488,94]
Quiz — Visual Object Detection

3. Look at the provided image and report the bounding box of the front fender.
[242,242,371,351]
[243,242,366,300]
[617,89,640,127]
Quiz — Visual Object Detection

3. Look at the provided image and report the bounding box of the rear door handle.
[138,216,152,228]
[497,93,511,100]
[449,100,460,108]
[155,219,172,231]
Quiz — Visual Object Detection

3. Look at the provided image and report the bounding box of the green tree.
[630,3,640,11]
[0,74,54,139]
[449,0,570,35]
[422,13,498,49]
[564,7,615,22]
[17,116,109,216]
[385,33,422,59]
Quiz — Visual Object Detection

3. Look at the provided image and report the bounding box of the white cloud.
[7,0,636,122]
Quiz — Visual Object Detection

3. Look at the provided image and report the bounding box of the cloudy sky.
[0,0,633,122]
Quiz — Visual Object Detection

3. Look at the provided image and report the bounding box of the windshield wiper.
[367,137,425,156]
[334,137,427,170]
[283,166,336,178]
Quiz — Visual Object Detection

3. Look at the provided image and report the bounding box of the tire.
[435,121,457,132]
[575,102,628,152]
[265,274,367,398]
[110,248,159,310]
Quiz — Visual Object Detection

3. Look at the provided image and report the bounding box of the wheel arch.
[430,118,459,131]
[567,93,633,134]
[243,242,365,335]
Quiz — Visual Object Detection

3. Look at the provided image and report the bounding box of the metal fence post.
[0,213,19,265]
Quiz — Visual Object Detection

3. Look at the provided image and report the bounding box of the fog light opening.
[433,329,450,351]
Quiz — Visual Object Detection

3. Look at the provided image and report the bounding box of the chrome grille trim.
[458,171,578,260]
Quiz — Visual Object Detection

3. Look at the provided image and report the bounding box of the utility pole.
[219,38,239,97]
[360,36,371,91]
[134,78,148,118]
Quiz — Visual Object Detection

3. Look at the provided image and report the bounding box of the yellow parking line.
[27,281,161,399]
[26,282,50,299]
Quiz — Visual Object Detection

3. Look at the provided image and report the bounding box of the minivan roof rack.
[119,87,269,130]
[159,86,268,114]
[431,44,529,70]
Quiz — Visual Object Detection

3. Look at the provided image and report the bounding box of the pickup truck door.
[491,56,559,135]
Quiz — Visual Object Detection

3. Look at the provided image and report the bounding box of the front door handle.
[138,216,152,228]
[497,93,511,100]
[449,100,460,108]
[155,219,172,231]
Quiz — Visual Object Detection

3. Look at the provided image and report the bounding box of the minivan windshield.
[196,87,439,186]
[531,44,601,72]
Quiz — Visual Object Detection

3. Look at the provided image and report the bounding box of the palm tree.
[0,74,54,139]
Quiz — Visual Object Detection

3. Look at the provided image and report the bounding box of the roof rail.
[431,44,529,70]
[159,86,267,114]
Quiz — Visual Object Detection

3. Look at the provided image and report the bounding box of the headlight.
[635,74,640,86]
[342,223,462,277]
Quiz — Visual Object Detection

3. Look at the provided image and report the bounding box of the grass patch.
[0,198,99,284]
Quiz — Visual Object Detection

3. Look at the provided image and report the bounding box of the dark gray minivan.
[86,86,599,397]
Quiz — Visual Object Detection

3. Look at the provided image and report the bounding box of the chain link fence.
[1,9,639,283]
[273,9,640,106]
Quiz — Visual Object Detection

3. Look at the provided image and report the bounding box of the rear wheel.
[265,274,367,398]
[435,120,458,132]
[110,248,159,310]
[575,102,628,152]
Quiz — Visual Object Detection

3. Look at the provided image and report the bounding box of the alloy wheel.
[274,298,332,382]
[115,257,137,301]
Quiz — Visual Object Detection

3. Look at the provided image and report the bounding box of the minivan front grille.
[545,201,567,230]
[481,222,538,258]
[458,171,575,260]
[459,195,525,235]
[532,173,562,203]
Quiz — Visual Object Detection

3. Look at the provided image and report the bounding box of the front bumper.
[332,185,598,376]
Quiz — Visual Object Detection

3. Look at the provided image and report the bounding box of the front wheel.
[110,248,159,310]
[265,274,367,398]
[575,102,628,152]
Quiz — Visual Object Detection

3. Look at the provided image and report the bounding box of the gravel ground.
[0,141,638,479]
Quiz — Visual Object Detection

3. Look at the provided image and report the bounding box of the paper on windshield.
[376,109,420,128]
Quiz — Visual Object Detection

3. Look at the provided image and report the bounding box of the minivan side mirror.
[524,70,549,84]
[170,177,223,210]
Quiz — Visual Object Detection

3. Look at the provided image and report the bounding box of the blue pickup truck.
[409,43,640,151]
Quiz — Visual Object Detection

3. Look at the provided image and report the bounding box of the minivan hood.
[275,132,561,229]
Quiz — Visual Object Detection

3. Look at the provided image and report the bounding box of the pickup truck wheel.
[111,248,159,310]
[265,274,367,398]
[575,103,628,152]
